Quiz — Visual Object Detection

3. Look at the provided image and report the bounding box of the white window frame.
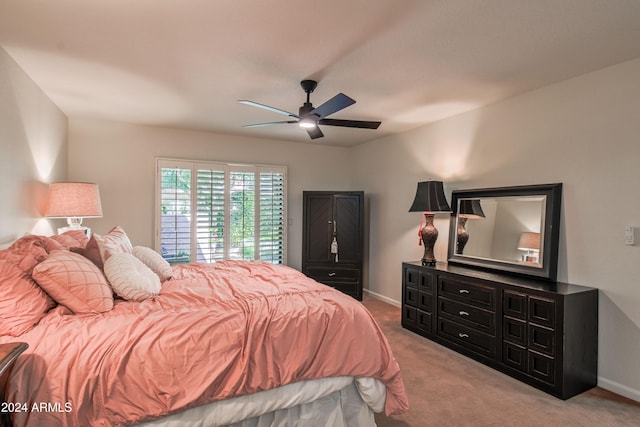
[155,158,287,264]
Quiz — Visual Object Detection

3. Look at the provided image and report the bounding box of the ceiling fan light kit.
[298,117,317,128]
[239,80,381,140]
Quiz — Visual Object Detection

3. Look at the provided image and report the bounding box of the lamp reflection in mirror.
[44,182,103,237]
[518,231,540,263]
[456,199,485,255]
[409,181,451,266]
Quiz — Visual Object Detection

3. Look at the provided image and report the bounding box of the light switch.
[625,225,635,245]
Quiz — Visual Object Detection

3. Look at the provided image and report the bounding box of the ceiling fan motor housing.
[299,102,316,117]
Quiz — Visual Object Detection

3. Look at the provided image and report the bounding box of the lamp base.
[421,258,436,266]
[456,217,469,255]
[420,213,438,266]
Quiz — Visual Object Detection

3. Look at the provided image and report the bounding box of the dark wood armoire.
[302,191,364,300]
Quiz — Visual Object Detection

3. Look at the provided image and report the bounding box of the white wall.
[353,57,640,401]
[0,47,67,243]
[67,118,357,270]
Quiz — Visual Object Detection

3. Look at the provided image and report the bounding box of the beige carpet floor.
[361,294,640,427]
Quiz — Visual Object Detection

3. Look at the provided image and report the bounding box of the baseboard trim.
[598,376,640,403]
[363,289,401,307]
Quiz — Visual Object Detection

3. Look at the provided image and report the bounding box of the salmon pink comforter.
[4,261,408,426]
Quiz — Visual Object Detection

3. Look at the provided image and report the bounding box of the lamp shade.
[44,182,103,218]
[459,199,485,219]
[518,232,540,251]
[408,181,451,213]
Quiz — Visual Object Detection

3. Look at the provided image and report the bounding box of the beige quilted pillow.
[104,253,161,301]
[32,250,113,314]
[132,246,173,282]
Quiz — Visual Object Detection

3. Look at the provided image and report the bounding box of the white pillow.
[132,246,173,282]
[104,253,161,301]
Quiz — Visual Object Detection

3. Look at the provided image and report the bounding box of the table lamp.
[456,199,485,254]
[409,180,451,266]
[44,182,103,237]
[518,232,540,262]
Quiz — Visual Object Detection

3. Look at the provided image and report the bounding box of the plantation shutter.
[196,168,226,263]
[158,161,192,265]
[156,159,287,265]
[259,171,285,264]
[229,170,256,261]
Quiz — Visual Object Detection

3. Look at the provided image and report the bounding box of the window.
[156,159,287,265]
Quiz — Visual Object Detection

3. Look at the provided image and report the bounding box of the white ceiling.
[2,0,640,147]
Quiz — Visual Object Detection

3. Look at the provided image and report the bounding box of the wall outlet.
[624,225,635,245]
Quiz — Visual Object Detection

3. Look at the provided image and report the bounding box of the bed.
[0,229,408,426]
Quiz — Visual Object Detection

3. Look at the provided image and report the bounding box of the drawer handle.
[459,311,469,316]
[458,333,469,339]
[328,272,336,277]
[459,289,470,294]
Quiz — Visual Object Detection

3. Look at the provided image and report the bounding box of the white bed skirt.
[135,376,385,427]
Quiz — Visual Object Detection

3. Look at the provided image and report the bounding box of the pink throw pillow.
[84,225,133,269]
[32,250,114,314]
[50,230,89,253]
[0,259,56,336]
[0,235,64,274]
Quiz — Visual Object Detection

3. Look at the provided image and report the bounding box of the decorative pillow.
[32,250,114,314]
[0,235,64,274]
[50,230,89,253]
[0,260,56,336]
[8,234,63,254]
[104,253,161,301]
[84,225,133,269]
[132,246,173,282]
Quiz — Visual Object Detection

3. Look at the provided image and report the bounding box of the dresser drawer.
[529,324,555,356]
[327,282,361,298]
[418,271,435,293]
[503,341,527,373]
[438,277,496,310]
[403,306,417,327]
[437,318,495,357]
[504,290,527,319]
[418,291,433,312]
[528,296,556,329]
[417,309,432,333]
[306,267,360,284]
[438,297,495,334]
[529,350,556,385]
[404,266,420,288]
[503,317,527,346]
[404,285,418,307]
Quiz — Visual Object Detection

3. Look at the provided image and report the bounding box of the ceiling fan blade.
[238,100,299,118]
[243,120,298,128]
[319,118,381,129]
[306,126,324,139]
[310,93,356,119]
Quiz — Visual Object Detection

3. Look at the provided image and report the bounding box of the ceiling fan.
[239,80,381,140]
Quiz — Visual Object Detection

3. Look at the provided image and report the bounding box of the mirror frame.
[447,183,562,281]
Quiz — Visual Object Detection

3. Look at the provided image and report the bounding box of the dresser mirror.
[447,183,562,280]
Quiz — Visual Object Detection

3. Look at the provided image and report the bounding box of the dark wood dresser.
[302,191,364,300]
[401,261,598,399]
